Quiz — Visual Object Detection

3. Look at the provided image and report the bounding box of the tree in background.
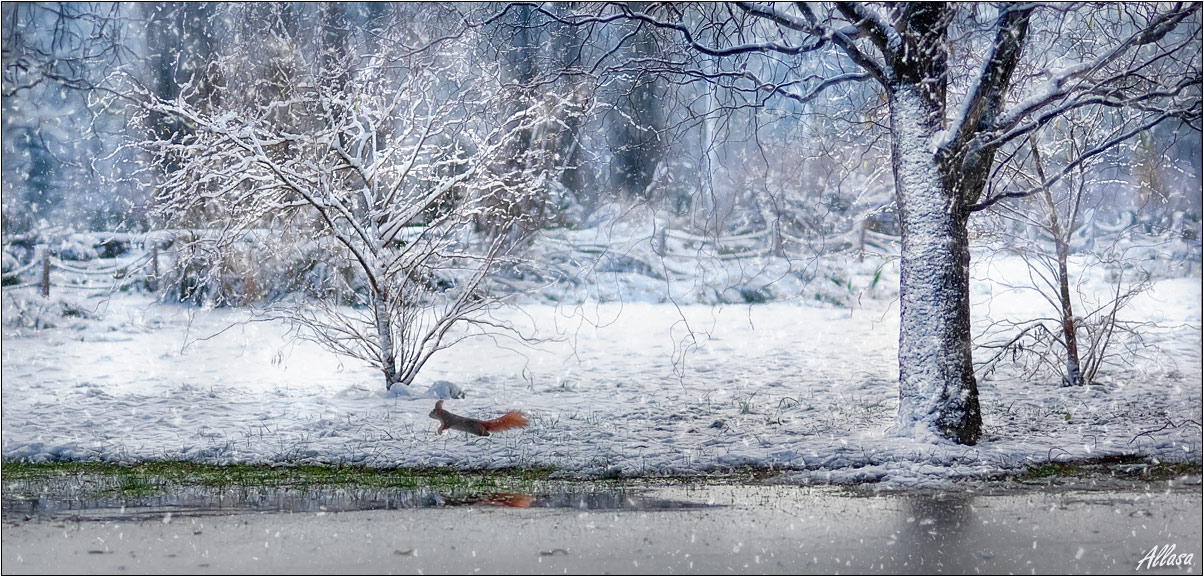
[605,21,671,204]
[2,3,142,234]
[139,3,220,169]
[479,3,597,233]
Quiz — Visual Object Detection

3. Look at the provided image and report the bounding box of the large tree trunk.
[889,87,982,444]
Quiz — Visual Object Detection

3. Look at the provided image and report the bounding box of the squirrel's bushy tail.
[482,411,528,433]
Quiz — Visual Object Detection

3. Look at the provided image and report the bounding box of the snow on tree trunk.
[1055,240,1083,387]
[889,87,982,445]
[372,290,400,390]
[1033,139,1084,386]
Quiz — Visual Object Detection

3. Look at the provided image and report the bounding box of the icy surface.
[1,253,1200,487]
[4,485,1199,574]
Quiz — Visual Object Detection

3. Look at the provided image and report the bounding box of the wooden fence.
[2,239,163,298]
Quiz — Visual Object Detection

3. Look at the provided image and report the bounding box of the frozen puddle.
[3,484,1199,574]
[2,485,712,524]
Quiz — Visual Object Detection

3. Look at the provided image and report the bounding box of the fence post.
[652,224,667,257]
[148,244,160,292]
[40,246,51,298]
[858,219,868,263]
[771,218,784,257]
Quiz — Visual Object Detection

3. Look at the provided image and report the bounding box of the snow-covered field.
[2,250,1200,487]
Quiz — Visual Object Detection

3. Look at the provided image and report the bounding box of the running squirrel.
[429,400,528,436]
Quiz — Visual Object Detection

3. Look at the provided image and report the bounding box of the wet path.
[3,484,1200,574]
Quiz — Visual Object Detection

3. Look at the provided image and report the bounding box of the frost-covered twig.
[1129,419,1204,446]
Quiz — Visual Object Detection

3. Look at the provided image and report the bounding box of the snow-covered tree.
[546,2,1201,443]
[135,7,573,390]
[2,3,146,234]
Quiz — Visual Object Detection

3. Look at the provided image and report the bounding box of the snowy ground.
[1,251,1200,487]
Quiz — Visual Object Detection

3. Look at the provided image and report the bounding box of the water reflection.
[889,493,978,574]
[473,492,534,508]
[2,485,712,522]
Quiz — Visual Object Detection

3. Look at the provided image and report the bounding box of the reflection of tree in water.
[3,485,712,523]
[889,494,979,574]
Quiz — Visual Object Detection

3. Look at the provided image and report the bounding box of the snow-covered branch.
[990,4,1201,144]
[137,9,586,390]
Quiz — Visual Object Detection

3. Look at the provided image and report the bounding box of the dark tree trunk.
[889,86,982,445]
[1031,140,1084,386]
[886,4,982,444]
[1054,236,1083,386]
[40,246,51,298]
[372,290,400,390]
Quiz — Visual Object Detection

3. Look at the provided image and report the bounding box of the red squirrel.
[429,400,528,436]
